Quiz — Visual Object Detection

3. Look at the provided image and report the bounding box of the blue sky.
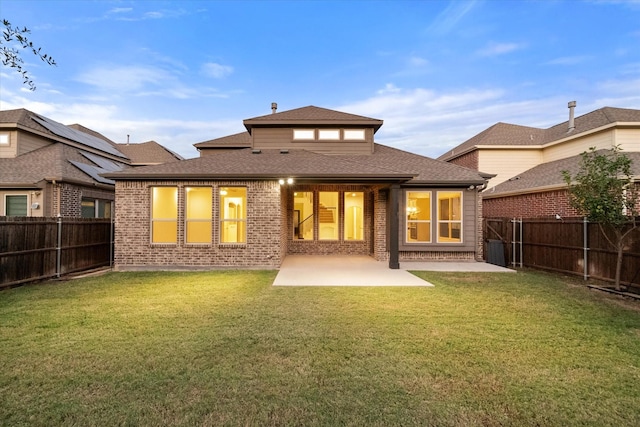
[1,0,639,159]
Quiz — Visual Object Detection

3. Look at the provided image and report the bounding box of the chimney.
[271,102,278,114]
[568,101,576,132]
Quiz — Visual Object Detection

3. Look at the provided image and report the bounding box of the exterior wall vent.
[280,149,289,154]
[252,149,261,154]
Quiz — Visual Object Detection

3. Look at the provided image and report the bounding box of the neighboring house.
[105,105,492,270]
[0,109,180,218]
[438,102,640,218]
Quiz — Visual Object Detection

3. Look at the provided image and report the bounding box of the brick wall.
[483,189,581,219]
[114,180,282,269]
[449,151,479,170]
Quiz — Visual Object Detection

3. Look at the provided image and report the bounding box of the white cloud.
[427,0,478,35]
[76,65,174,92]
[545,56,593,65]
[477,42,524,57]
[201,63,234,79]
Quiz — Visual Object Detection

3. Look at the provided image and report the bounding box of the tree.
[562,146,639,290]
[1,19,56,91]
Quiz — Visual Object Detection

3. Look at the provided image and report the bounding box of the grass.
[1,269,639,426]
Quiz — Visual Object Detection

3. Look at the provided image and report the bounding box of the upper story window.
[343,129,365,140]
[0,134,9,145]
[293,129,315,140]
[5,194,27,216]
[292,129,367,141]
[318,129,340,140]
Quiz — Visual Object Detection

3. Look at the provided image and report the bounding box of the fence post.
[56,215,62,278]
[583,216,589,281]
[110,216,114,268]
[511,218,516,268]
[519,218,523,268]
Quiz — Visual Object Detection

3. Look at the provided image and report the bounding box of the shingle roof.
[0,143,128,187]
[243,106,383,132]
[483,151,640,198]
[105,143,488,185]
[439,106,640,161]
[115,141,184,164]
[0,108,128,159]
[193,132,252,149]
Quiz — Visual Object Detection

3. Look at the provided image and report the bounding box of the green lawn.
[1,270,639,426]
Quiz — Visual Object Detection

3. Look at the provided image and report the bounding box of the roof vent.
[271,102,278,114]
[252,149,261,154]
[280,149,289,154]
[568,101,576,132]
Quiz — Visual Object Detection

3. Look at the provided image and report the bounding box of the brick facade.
[114,180,483,270]
[449,151,478,170]
[114,180,283,270]
[483,189,581,219]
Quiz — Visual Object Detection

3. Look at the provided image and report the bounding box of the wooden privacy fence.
[484,217,640,290]
[0,216,114,288]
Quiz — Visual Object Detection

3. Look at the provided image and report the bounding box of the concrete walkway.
[272,255,514,287]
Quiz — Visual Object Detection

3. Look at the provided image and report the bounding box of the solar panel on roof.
[80,151,125,172]
[69,160,116,185]
[31,115,127,159]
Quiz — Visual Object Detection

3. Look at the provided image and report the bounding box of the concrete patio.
[272,255,514,287]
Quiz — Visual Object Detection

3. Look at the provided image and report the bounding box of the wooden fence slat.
[0,217,113,288]
[484,217,640,289]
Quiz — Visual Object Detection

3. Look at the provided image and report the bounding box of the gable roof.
[483,150,640,198]
[243,106,383,133]
[439,106,640,161]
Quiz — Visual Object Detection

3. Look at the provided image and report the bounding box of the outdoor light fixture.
[287,178,294,184]
[279,179,285,185]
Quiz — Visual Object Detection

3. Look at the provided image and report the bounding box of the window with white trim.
[318,129,340,140]
[151,187,178,244]
[406,191,431,243]
[437,191,462,243]
[185,187,212,244]
[220,187,246,243]
[5,195,27,216]
[343,129,365,140]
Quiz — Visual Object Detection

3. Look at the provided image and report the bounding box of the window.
[151,187,178,244]
[220,187,246,243]
[344,192,364,240]
[185,187,212,244]
[293,191,314,240]
[438,191,462,243]
[406,192,431,243]
[293,129,315,140]
[319,192,338,240]
[343,129,365,140]
[0,133,9,145]
[5,195,27,216]
[81,198,96,218]
[318,129,340,140]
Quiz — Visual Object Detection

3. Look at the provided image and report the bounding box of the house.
[438,102,640,218]
[105,104,492,270]
[0,109,181,218]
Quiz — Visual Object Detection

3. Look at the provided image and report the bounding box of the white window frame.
[0,133,9,145]
[405,191,432,244]
[4,193,29,216]
[436,191,463,243]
